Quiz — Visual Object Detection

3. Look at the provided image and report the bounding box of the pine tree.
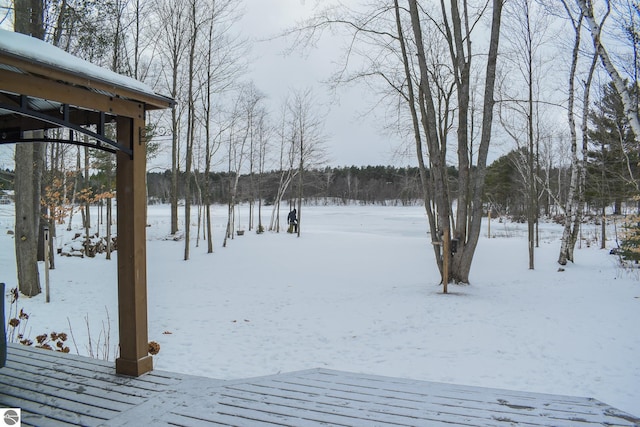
[620,212,640,262]
[587,82,639,214]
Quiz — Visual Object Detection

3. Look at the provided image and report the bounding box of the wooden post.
[442,227,449,294]
[487,209,491,239]
[44,226,50,303]
[106,197,112,260]
[0,282,5,367]
[115,113,152,376]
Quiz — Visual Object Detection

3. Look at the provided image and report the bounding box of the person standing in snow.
[287,209,298,233]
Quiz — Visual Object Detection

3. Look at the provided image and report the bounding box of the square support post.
[115,112,152,376]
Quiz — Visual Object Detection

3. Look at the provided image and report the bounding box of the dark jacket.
[287,209,297,224]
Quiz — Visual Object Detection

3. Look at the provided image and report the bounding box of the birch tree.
[577,0,640,140]
[557,0,598,265]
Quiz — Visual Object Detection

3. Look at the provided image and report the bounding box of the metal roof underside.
[0,31,173,155]
[0,88,128,155]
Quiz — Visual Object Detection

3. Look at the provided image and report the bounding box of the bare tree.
[222,84,264,246]
[222,114,245,246]
[156,0,188,236]
[287,88,327,236]
[254,108,270,234]
[499,0,559,268]
[287,0,502,287]
[198,0,247,252]
[405,0,503,287]
[183,0,205,261]
[242,82,265,232]
[269,99,299,232]
[201,7,218,253]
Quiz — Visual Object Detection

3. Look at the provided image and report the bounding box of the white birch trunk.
[578,0,640,140]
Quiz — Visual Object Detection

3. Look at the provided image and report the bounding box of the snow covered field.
[1,202,639,416]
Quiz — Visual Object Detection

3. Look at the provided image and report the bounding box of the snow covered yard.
[1,203,639,416]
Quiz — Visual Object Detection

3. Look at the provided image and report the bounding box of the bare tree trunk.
[463,0,503,283]
[256,115,267,233]
[14,0,44,297]
[249,119,255,232]
[558,11,581,266]
[203,11,215,253]
[170,105,179,235]
[157,0,187,236]
[393,0,438,266]
[223,143,233,247]
[525,0,536,270]
[601,204,606,249]
[170,107,180,235]
[297,115,304,237]
[194,174,202,248]
[183,0,198,261]
[15,143,43,297]
[224,115,248,245]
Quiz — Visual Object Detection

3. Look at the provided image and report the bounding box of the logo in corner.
[3,409,20,426]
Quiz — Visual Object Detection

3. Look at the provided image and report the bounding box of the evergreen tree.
[620,211,640,262]
[587,82,639,214]
[484,149,527,217]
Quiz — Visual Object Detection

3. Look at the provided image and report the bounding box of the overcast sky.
[235,0,412,169]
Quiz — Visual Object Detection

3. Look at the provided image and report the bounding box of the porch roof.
[0,29,173,110]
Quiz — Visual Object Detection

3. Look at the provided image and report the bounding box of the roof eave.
[0,51,174,111]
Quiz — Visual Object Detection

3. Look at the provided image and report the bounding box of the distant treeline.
[2,153,634,215]
[147,166,430,206]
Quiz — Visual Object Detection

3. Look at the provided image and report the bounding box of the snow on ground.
[1,202,639,416]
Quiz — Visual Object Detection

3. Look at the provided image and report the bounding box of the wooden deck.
[0,344,638,426]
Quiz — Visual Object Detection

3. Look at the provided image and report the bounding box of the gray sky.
[238,0,412,168]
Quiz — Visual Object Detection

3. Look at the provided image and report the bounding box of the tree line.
[146,166,425,206]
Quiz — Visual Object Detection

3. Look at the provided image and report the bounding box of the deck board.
[0,344,638,426]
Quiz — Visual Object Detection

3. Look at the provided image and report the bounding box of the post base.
[116,355,153,377]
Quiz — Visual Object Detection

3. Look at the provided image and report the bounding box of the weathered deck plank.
[0,344,198,426]
[0,344,638,426]
[264,370,619,423]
